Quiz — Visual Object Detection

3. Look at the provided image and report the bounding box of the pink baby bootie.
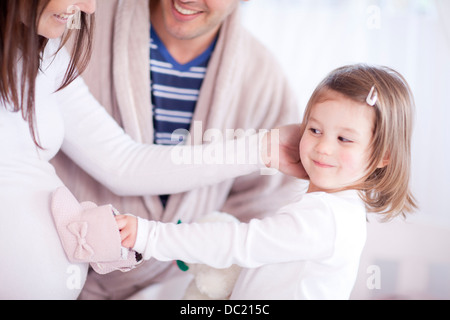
[51,186,142,274]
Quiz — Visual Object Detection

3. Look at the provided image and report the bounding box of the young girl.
[116,64,417,299]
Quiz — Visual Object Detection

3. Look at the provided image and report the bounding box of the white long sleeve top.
[0,40,261,299]
[133,190,367,300]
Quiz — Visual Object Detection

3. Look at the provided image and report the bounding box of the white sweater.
[0,40,261,299]
[134,190,367,300]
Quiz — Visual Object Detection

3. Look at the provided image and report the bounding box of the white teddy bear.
[177,212,242,300]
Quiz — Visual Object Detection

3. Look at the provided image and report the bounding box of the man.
[53,0,300,300]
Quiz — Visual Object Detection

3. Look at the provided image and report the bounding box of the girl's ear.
[377,151,390,168]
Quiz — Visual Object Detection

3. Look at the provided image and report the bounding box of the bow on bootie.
[67,221,94,260]
[51,186,142,274]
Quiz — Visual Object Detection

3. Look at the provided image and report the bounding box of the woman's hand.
[115,215,138,249]
[262,124,309,180]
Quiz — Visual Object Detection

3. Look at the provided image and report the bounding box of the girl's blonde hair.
[302,64,417,220]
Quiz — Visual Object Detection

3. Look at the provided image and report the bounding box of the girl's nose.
[75,0,96,15]
[315,137,333,156]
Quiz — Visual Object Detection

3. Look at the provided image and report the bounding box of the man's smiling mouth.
[174,1,202,16]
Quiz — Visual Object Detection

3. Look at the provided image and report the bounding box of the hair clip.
[366,85,378,106]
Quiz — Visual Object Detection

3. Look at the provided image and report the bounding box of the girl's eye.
[338,136,353,143]
[309,128,321,135]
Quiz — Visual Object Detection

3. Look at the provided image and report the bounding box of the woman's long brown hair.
[0,0,94,147]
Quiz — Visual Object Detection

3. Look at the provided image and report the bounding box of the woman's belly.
[0,164,88,299]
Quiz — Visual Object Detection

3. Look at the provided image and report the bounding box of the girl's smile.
[312,160,335,169]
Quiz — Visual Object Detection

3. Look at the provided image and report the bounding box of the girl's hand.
[115,215,138,249]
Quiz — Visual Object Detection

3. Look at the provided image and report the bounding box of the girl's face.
[300,91,376,193]
[37,0,96,39]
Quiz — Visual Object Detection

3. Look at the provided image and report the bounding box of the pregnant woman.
[0,0,303,299]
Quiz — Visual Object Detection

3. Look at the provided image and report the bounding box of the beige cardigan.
[52,0,301,299]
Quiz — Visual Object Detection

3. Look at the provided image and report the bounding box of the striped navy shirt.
[150,27,217,145]
[150,27,217,206]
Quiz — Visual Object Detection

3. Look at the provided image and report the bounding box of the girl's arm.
[117,195,336,269]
